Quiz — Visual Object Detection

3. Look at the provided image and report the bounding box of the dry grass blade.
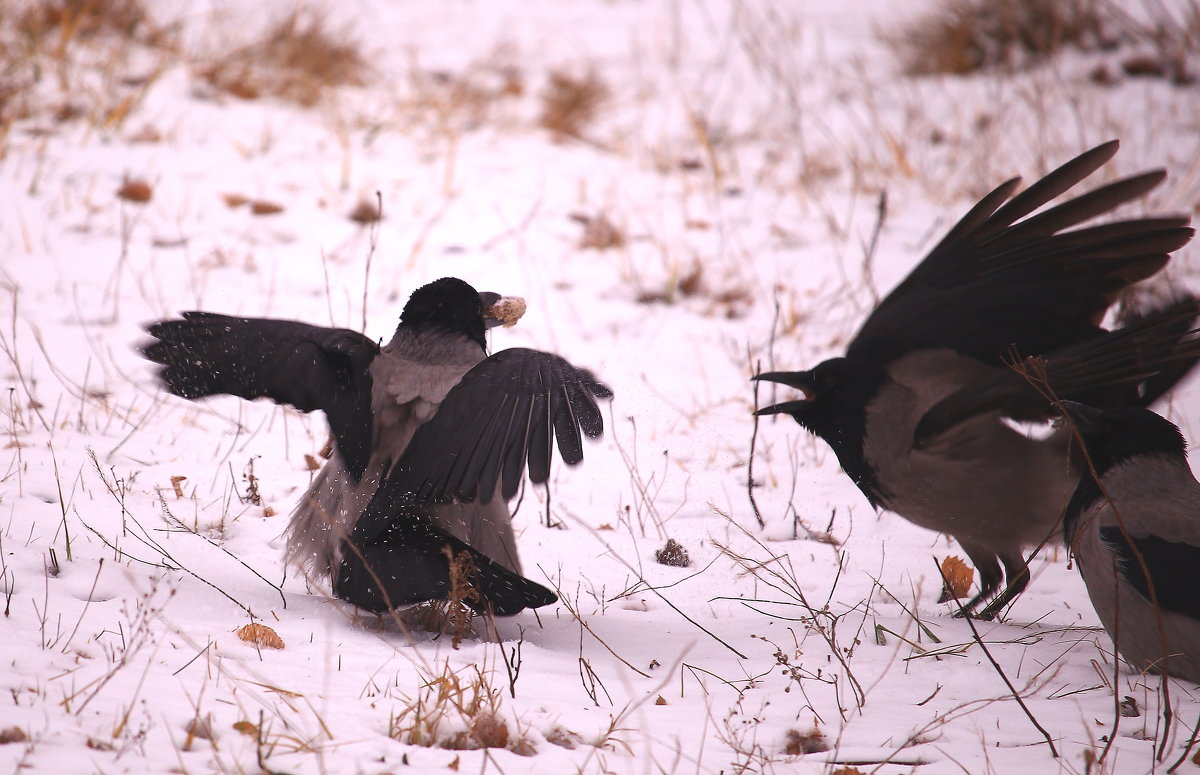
[388,662,534,754]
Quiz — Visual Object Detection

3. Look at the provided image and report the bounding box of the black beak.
[755,399,812,417]
[479,292,505,329]
[752,371,814,416]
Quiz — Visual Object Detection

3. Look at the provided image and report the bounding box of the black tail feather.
[334,522,557,617]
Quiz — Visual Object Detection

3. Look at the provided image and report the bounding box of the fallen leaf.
[232,721,259,738]
[236,623,284,649]
[117,180,153,203]
[0,727,27,744]
[250,200,284,215]
[348,199,381,224]
[940,556,974,601]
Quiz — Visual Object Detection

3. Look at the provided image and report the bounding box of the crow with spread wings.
[143,277,611,616]
[756,142,1200,618]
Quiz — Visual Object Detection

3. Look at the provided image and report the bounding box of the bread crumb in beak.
[486,296,527,328]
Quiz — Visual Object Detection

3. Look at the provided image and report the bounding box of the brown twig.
[747,357,766,529]
[935,559,1059,757]
[860,189,887,307]
[360,190,382,334]
[1168,711,1200,772]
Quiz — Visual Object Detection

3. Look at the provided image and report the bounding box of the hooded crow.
[1060,402,1200,683]
[754,141,1200,618]
[142,277,612,616]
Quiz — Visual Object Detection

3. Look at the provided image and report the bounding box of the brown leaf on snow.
[117,179,153,203]
[221,192,250,208]
[348,198,382,224]
[939,556,974,601]
[0,727,27,744]
[232,720,259,738]
[249,199,285,215]
[170,475,187,498]
[236,623,285,649]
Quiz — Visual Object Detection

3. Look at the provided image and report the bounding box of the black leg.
[973,552,1032,621]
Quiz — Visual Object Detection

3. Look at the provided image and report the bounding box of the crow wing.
[142,312,379,479]
[849,141,1192,365]
[1102,529,1200,622]
[912,298,1200,446]
[351,348,611,545]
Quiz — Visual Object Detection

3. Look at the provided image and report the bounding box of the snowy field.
[3,1,1200,773]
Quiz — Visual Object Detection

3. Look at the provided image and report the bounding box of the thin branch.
[360,190,382,334]
[936,559,1058,758]
[746,357,766,529]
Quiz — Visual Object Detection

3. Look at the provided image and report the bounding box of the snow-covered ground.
[3,1,1200,772]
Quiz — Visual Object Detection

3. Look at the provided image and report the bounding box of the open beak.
[481,293,527,329]
[752,371,814,415]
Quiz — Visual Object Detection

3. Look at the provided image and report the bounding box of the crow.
[142,277,612,616]
[754,141,1199,618]
[1060,402,1200,683]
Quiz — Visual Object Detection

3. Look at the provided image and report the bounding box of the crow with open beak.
[143,277,611,616]
[1060,402,1200,683]
[755,141,1200,618]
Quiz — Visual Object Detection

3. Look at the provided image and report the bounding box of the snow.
[3,1,1200,773]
